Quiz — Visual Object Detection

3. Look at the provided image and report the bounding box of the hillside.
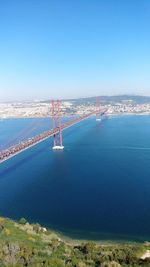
[67,95,150,105]
[0,217,149,266]
[43,95,150,106]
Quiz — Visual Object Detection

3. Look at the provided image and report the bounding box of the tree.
[19,218,27,225]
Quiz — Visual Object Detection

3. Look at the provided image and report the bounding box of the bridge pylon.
[96,97,101,121]
[51,100,64,150]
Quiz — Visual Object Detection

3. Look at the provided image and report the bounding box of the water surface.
[0,115,150,241]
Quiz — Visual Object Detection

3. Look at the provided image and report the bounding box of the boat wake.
[111,146,150,151]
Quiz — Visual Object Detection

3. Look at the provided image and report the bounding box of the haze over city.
[0,0,150,101]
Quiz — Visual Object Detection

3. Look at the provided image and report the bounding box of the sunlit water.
[0,115,150,241]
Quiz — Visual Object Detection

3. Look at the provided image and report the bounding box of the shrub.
[19,218,27,225]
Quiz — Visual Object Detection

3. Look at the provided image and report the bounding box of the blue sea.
[0,115,150,242]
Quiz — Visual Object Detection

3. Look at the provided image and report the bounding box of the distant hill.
[44,95,150,105]
[66,95,150,105]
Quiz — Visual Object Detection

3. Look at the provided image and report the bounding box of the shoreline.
[4,216,148,245]
[32,222,150,245]
[1,112,150,119]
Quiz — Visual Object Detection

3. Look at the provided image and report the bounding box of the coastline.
[6,216,150,246]
[1,112,150,119]
[2,215,148,246]
[32,222,150,245]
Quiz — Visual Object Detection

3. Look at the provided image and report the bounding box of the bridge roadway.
[0,112,95,164]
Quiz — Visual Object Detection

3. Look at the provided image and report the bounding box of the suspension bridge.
[0,99,107,164]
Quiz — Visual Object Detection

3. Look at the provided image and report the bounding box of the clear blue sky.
[0,0,150,101]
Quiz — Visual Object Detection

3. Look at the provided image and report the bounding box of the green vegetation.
[0,217,149,266]
[18,218,27,225]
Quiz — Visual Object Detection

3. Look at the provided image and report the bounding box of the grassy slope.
[0,217,150,266]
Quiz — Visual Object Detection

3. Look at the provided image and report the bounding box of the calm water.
[0,115,150,241]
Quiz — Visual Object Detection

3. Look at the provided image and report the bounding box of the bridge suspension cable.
[0,118,49,151]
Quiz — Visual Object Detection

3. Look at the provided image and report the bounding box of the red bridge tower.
[51,100,64,150]
[96,97,101,121]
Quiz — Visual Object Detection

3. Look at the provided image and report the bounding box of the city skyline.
[0,0,150,101]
